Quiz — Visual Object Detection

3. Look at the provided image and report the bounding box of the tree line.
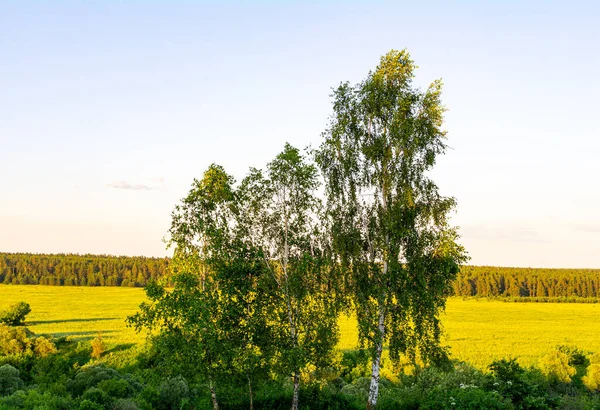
[0,253,170,287]
[3,253,600,300]
[453,266,600,298]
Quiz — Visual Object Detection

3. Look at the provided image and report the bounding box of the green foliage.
[0,365,24,397]
[0,387,76,409]
[0,302,31,326]
[97,377,133,398]
[339,350,371,382]
[81,387,113,406]
[420,388,512,410]
[112,398,142,410]
[131,148,342,409]
[79,398,105,410]
[156,375,189,410]
[317,48,467,407]
[30,354,72,386]
[488,359,532,406]
[237,143,343,408]
[67,364,122,396]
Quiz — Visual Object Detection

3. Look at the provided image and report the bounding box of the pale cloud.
[572,223,600,234]
[107,178,166,191]
[107,181,154,191]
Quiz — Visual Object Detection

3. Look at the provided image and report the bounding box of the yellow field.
[2,285,600,369]
[0,285,146,346]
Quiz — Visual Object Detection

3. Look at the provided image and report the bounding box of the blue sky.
[1,1,599,267]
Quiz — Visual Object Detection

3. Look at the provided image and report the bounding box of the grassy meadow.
[3,284,600,370]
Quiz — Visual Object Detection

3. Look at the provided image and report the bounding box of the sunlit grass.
[3,285,600,370]
[0,285,146,346]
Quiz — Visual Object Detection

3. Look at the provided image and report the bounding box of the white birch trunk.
[209,377,219,410]
[248,376,254,410]
[291,370,300,410]
[367,305,386,409]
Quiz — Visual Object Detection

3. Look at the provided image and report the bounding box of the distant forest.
[453,265,600,298]
[1,252,600,298]
[0,252,169,287]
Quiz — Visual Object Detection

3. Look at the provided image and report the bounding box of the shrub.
[557,345,589,367]
[0,302,31,326]
[299,384,361,410]
[33,336,58,357]
[419,362,487,392]
[339,350,370,382]
[0,324,32,356]
[79,399,105,410]
[0,387,76,409]
[539,350,576,383]
[489,358,529,404]
[583,363,600,391]
[90,334,106,359]
[31,354,72,386]
[98,377,133,398]
[421,387,513,409]
[67,364,121,397]
[156,375,189,410]
[112,398,141,410]
[0,365,24,397]
[81,387,113,406]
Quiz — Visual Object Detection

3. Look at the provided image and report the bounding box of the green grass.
[3,285,600,370]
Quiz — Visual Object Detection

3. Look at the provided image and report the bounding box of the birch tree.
[237,143,341,410]
[316,49,468,409]
[129,164,268,410]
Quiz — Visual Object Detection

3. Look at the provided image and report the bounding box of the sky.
[1,1,599,268]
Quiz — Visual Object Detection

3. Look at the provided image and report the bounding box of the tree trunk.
[209,377,219,410]
[367,306,386,409]
[291,370,300,410]
[248,376,254,410]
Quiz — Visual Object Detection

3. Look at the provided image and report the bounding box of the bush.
[583,363,600,391]
[0,324,32,356]
[156,375,189,410]
[98,377,133,398]
[339,350,370,382]
[81,387,112,407]
[340,376,372,399]
[0,302,31,327]
[557,345,589,367]
[90,334,106,359]
[539,350,576,383]
[67,364,122,397]
[421,387,513,409]
[112,398,141,410]
[489,358,529,404]
[31,354,72,386]
[0,387,76,409]
[0,365,24,397]
[79,399,105,410]
[33,336,58,357]
[299,383,361,410]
